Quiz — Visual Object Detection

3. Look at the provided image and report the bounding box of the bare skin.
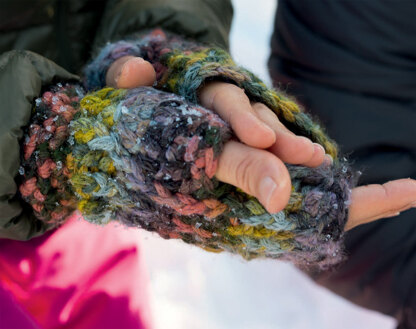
[106,56,416,231]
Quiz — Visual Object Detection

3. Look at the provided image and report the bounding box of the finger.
[215,140,291,213]
[106,56,156,88]
[252,102,326,168]
[199,82,276,149]
[345,178,416,231]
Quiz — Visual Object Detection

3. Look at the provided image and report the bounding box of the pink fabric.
[0,286,41,329]
[0,213,153,329]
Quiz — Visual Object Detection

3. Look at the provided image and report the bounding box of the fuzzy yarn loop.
[18,83,84,224]
[18,29,359,272]
[84,29,338,159]
[19,83,356,272]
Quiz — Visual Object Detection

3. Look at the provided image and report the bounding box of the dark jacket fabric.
[0,0,233,241]
[0,50,79,240]
[0,0,232,74]
[269,1,416,328]
[1,0,415,327]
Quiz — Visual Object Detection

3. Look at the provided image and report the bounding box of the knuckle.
[234,86,250,103]
[234,154,260,194]
[218,83,247,103]
[227,83,244,94]
[213,87,247,120]
[253,102,283,127]
[381,182,392,199]
[217,84,242,100]
[252,102,268,112]
[234,152,280,196]
[212,86,227,104]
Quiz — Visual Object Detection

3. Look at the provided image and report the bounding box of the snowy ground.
[139,1,397,328]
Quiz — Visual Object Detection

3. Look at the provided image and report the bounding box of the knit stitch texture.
[18,30,358,272]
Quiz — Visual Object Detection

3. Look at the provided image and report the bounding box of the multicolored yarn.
[18,83,84,224]
[19,82,356,272]
[84,29,338,158]
[16,29,360,271]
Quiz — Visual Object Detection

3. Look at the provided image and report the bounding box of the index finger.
[199,82,276,149]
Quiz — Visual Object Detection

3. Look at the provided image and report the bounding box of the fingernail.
[115,57,144,84]
[314,143,325,153]
[114,64,125,84]
[259,176,277,212]
[323,154,333,166]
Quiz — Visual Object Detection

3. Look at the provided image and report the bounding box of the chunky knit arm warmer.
[18,30,358,272]
[84,29,340,156]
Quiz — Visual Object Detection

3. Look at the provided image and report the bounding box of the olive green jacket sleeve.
[0,0,233,241]
[92,0,233,52]
[0,50,78,240]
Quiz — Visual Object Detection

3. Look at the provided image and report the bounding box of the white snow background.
[139,1,397,328]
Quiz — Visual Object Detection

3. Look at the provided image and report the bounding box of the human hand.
[106,60,327,213]
[199,81,329,214]
[106,55,156,88]
[105,58,416,232]
[198,82,416,230]
[346,178,416,231]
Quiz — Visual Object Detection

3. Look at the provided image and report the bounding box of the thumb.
[215,140,292,213]
[345,178,416,231]
[106,56,156,88]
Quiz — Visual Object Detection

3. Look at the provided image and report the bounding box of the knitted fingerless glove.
[18,30,358,272]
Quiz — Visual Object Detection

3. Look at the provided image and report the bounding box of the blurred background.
[139,1,397,328]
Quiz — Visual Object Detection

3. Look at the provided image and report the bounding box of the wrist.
[19,83,356,272]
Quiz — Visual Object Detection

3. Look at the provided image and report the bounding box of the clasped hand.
[105,56,416,231]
